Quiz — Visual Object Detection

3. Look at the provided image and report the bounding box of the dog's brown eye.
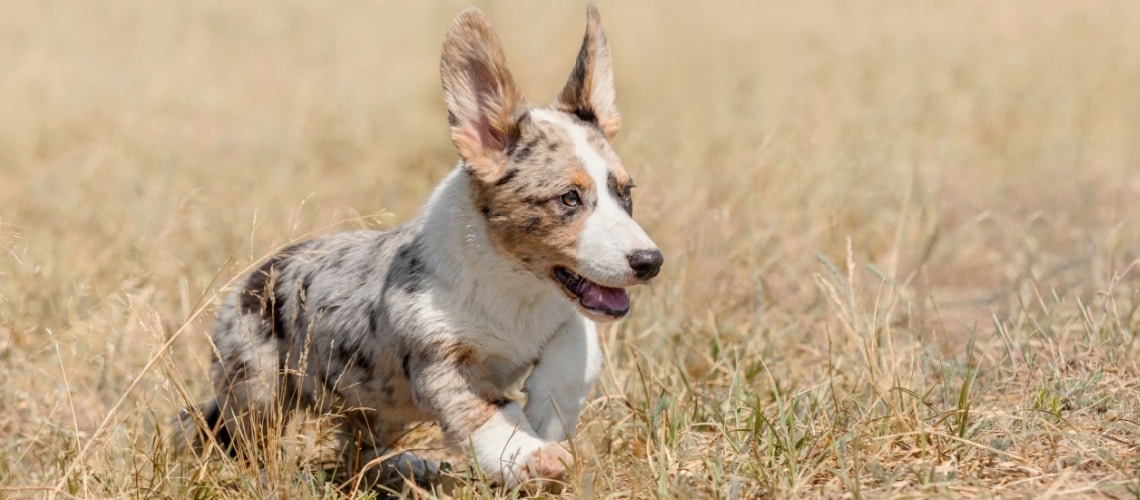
[560,189,581,207]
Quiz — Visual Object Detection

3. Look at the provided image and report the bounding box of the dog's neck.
[413,164,573,335]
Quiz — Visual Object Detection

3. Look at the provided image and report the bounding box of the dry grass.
[2,0,1139,497]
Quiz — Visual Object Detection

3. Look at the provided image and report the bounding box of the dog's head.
[440,5,662,321]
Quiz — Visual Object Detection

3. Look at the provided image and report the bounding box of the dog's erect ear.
[441,8,528,181]
[555,4,620,140]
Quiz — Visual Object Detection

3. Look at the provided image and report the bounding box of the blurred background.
[1,1,1138,497]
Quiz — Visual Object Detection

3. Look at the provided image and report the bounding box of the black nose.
[627,249,664,280]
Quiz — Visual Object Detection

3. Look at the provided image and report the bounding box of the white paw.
[496,441,572,489]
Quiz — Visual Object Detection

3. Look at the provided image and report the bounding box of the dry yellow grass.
[2,0,1139,497]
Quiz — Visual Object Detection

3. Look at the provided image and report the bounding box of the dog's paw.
[496,440,571,489]
[524,441,571,481]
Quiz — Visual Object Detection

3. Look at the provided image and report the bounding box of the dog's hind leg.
[172,300,284,458]
[170,398,232,455]
[209,307,294,462]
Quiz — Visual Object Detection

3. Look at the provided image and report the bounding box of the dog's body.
[179,5,661,488]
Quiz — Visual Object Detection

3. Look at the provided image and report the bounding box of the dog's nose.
[627,249,664,280]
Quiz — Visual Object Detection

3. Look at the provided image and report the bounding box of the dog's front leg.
[523,317,603,442]
[405,343,570,487]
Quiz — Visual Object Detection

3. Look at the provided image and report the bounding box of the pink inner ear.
[453,124,484,160]
[466,64,507,151]
[473,114,497,152]
[599,116,621,139]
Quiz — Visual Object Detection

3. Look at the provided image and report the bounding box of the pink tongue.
[579,281,629,312]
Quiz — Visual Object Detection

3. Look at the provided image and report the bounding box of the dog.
[176,4,662,489]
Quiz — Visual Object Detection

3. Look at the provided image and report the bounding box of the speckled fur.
[175,4,660,489]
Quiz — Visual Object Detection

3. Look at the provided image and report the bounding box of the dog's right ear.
[441,8,528,182]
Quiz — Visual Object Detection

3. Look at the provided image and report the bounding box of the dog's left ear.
[441,8,528,181]
[555,3,621,140]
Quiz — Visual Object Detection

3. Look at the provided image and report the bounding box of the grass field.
[2,0,1139,497]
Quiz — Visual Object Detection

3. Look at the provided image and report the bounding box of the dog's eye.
[560,189,581,207]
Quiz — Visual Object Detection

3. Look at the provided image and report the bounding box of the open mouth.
[553,267,630,318]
